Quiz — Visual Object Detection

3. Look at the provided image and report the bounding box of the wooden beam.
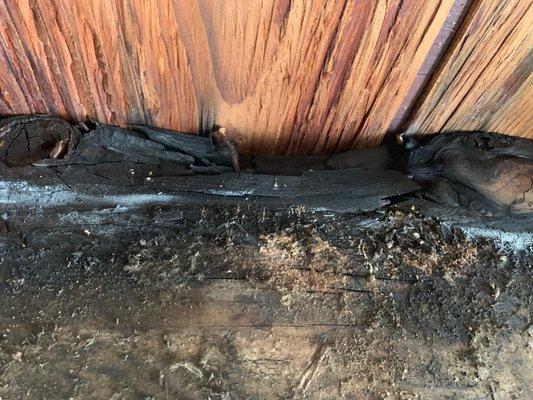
[388,0,474,134]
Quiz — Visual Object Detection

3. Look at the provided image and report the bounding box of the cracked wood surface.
[405,0,533,138]
[2,115,532,216]
[0,0,462,154]
[0,120,532,399]
[408,132,533,214]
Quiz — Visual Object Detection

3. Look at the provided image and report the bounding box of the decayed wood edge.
[1,176,531,400]
[0,165,418,215]
[1,114,531,219]
[388,0,474,136]
[0,114,417,213]
[1,174,531,274]
[0,164,531,251]
[406,131,533,215]
[395,199,533,251]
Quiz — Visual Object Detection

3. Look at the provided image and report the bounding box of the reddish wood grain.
[405,0,533,139]
[0,0,530,155]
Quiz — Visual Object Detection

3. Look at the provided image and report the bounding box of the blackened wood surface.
[2,115,532,215]
[409,132,533,214]
[1,200,530,399]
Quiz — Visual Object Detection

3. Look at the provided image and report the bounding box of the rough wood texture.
[0,0,459,154]
[1,117,532,400]
[405,0,533,138]
[1,187,531,399]
[409,132,533,214]
[4,114,533,216]
[1,0,531,155]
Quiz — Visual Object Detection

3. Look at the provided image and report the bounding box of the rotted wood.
[0,115,79,167]
[1,197,530,399]
[408,132,533,214]
[0,115,419,214]
[1,115,532,399]
[130,125,215,159]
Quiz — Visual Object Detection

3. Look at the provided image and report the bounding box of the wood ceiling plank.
[405,0,533,139]
[2,0,527,155]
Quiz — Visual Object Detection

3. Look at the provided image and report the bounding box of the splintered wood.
[406,0,533,137]
[0,0,531,154]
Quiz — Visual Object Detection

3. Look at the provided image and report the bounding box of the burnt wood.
[409,132,533,215]
[2,115,532,217]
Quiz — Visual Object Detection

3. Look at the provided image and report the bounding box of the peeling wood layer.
[0,0,531,155]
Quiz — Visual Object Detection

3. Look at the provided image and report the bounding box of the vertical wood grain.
[0,0,530,155]
[405,0,533,138]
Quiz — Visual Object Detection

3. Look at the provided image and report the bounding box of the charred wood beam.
[1,115,532,217]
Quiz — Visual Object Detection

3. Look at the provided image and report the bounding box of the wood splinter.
[49,139,69,159]
[212,127,240,172]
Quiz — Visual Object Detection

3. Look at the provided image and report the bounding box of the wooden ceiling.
[406,0,532,139]
[0,0,531,155]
